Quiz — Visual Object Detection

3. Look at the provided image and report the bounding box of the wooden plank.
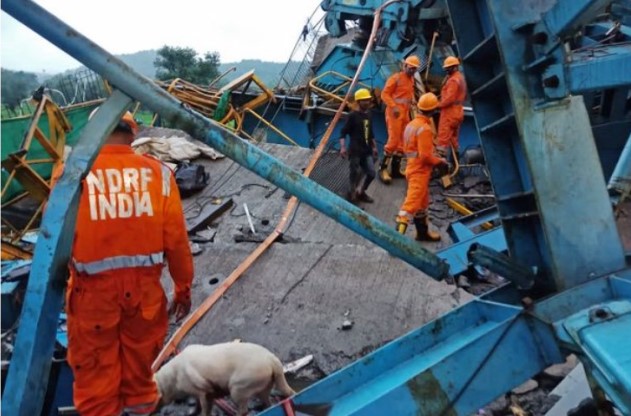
[33,128,61,159]
[2,155,50,203]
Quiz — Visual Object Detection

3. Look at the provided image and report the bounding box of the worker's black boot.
[391,155,403,179]
[413,214,441,242]
[379,155,393,184]
[358,192,374,203]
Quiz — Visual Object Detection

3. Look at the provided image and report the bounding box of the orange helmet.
[417,93,439,111]
[89,107,138,135]
[120,111,138,135]
[443,56,460,69]
[404,55,421,68]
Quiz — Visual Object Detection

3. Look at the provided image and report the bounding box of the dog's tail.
[272,356,296,397]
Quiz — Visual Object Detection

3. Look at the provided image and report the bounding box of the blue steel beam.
[258,274,630,416]
[534,273,631,414]
[538,0,612,41]
[1,91,134,416]
[437,227,506,277]
[567,44,631,93]
[467,244,535,290]
[259,299,561,416]
[609,133,631,196]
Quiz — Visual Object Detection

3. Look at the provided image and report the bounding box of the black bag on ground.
[175,162,210,198]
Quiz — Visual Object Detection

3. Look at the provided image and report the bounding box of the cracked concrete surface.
[161,143,474,376]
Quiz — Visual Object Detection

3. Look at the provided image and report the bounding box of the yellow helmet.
[443,56,460,69]
[404,55,421,68]
[354,88,372,101]
[417,93,439,111]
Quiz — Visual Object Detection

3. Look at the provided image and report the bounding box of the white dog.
[154,342,296,416]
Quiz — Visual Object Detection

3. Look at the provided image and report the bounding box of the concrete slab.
[162,143,474,375]
[545,363,591,416]
[182,242,466,374]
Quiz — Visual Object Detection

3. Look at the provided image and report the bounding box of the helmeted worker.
[339,88,378,203]
[379,55,421,184]
[396,93,447,241]
[56,109,194,416]
[436,56,467,158]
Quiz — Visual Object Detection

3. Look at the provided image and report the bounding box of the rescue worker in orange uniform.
[379,55,421,184]
[396,93,447,241]
[436,56,467,158]
[56,110,194,416]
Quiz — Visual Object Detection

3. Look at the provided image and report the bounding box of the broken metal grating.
[308,151,352,197]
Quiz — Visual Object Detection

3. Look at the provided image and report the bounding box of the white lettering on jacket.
[86,168,154,220]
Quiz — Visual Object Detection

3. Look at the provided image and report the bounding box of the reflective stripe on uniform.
[394,98,410,104]
[73,252,164,275]
[161,165,171,197]
[403,125,426,154]
[406,152,419,158]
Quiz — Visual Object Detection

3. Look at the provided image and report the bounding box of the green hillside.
[117,50,294,87]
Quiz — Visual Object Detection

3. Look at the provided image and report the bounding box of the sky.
[1,0,324,74]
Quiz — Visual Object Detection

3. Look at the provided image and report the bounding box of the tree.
[154,46,220,85]
[1,69,40,110]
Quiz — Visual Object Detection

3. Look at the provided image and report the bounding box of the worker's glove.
[169,292,192,321]
[392,107,401,119]
[372,147,379,160]
[340,148,348,159]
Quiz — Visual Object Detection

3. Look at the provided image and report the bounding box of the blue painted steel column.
[609,133,631,197]
[445,0,626,293]
[1,91,134,416]
[1,0,449,280]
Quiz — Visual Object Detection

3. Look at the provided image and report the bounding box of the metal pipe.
[609,133,631,198]
[467,244,536,290]
[241,108,299,146]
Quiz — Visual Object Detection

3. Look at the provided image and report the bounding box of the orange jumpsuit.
[381,71,415,155]
[437,70,466,152]
[60,145,193,416]
[399,114,444,219]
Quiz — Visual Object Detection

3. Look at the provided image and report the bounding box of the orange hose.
[152,0,402,371]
